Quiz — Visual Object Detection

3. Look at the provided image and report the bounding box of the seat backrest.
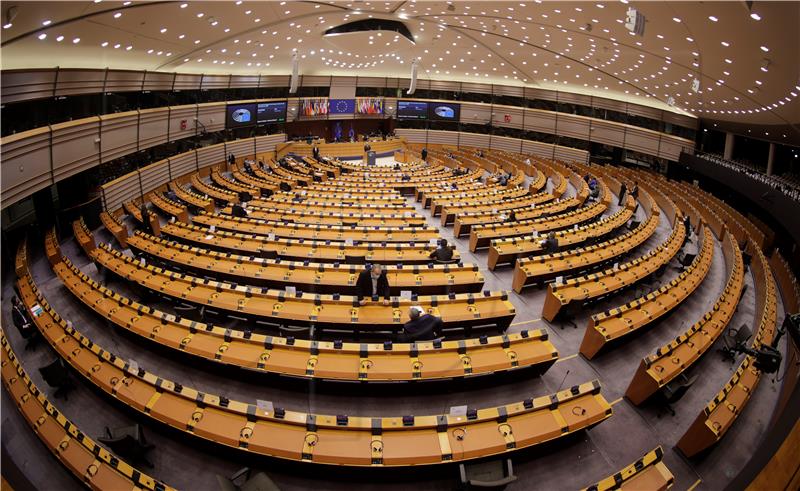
[216,475,239,491]
[39,359,67,386]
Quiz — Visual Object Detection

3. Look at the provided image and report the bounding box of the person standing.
[356,264,390,306]
[618,182,628,206]
[421,147,428,161]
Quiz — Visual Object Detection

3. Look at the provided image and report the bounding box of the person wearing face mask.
[356,263,390,306]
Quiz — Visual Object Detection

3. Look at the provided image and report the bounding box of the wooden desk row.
[488,205,634,270]
[126,231,484,295]
[99,211,130,248]
[217,206,426,228]
[1,334,176,491]
[580,446,674,491]
[770,252,800,314]
[148,191,189,223]
[431,186,529,217]
[211,170,260,197]
[169,181,214,213]
[17,270,611,467]
[625,231,744,405]
[416,178,525,209]
[192,212,440,243]
[512,210,660,293]
[469,198,609,252]
[676,240,778,458]
[191,173,239,204]
[54,254,555,382]
[581,225,714,360]
[88,243,514,334]
[244,191,415,213]
[441,191,555,227]
[122,201,162,236]
[160,221,456,264]
[455,190,591,238]
[542,212,686,322]
[73,217,96,258]
[230,168,282,194]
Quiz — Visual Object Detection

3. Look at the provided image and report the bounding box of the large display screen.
[225,103,257,128]
[397,100,429,120]
[257,101,287,123]
[428,101,461,121]
[329,99,356,114]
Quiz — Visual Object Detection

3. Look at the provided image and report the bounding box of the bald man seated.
[399,306,443,342]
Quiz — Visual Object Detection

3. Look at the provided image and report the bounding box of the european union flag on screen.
[330,99,356,114]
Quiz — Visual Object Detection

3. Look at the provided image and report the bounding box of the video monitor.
[257,101,287,123]
[226,103,257,128]
[428,101,460,121]
[397,100,428,120]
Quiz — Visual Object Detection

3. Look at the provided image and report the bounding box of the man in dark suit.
[540,232,559,254]
[400,306,442,342]
[231,203,248,218]
[421,147,428,161]
[429,239,454,262]
[356,264,390,306]
[618,182,628,206]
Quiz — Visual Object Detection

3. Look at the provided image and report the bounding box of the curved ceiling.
[1,1,799,140]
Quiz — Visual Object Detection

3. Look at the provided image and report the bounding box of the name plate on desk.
[449,405,468,417]
[400,290,412,300]
[257,399,274,414]
[345,239,354,246]
[285,286,297,295]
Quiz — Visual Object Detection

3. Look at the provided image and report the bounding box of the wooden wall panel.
[300,75,331,87]
[99,112,139,163]
[589,120,626,147]
[138,108,169,150]
[260,75,290,87]
[0,128,52,208]
[230,75,260,89]
[168,151,198,179]
[255,134,287,154]
[1,69,57,104]
[490,136,523,154]
[394,128,425,142]
[167,105,197,141]
[624,127,661,155]
[101,172,140,213]
[142,71,175,92]
[555,113,591,140]
[427,130,460,146]
[200,74,230,90]
[493,106,525,129]
[139,158,171,192]
[54,69,106,96]
[458,132,490,148]
[554,145,590,164]
[196,102,226,132]
[461,102,493,125]
[494,84,524,98]
[104,70,145,93]
[524,108,557,133]
[225,138,256,159]
[429,80,460,92]
[521,139,557,160]
[173,73,202,91]
[50,118,101,182]
[197,142,226,168]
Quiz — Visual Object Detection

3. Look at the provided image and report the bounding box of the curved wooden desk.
[161,221,454,264]
[17,269,611,467]
[580,446,674,490]
[1,334,176,491]
[89,244,514,334]
[126,231,484,295]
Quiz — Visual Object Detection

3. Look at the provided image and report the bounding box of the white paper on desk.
[210,225,216,232]
[128,359,139,373]
[257,399,274,414]
[170,216,175,223]
[140,257,146,267]
[30,304,43,317]
[613,262,619,270]
[555,276,564,285]
[400,290,412,300]
[285,286,296,295]
[345,239,354,246]
[404,212,413,217]
[449,405,468,417]
[574,224,578,230]
[531,231,538,237]
[429,239,439,246]
[268,233,275,241]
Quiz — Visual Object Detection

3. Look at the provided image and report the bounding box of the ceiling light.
[760,46,769,52]
[2,23,11,29]
[196,12,204,18]
[37,33,46,40]
[101,41,108,46]
[750,13,761,21]
[724,58,732,64]
[42,20,51,26]
[126,45,132,50]
[672,17,681,22]
[708,16,718,22]
[178,34,185,39]
[180,3,187,8]
[160,28,167,33]
[113,12,121,18]
[56,35,64,42]
[72,37,80,44]
[721,41,729,47]
[114,43,120,48]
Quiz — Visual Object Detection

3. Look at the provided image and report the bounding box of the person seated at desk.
[401,174,411,182]
[231,203,249,218]
[540,232,559,254]
[400,306,442,342]
[630,182,639,199]
[393,163,401,171]
[356,263,390,306]
[312,145,320,161]
[164,189,178,202]
[429,239,454,262]
[499,210,516,223]
[450,182,458,190]
[139,203,153,234]
[243,160,253,175]
[498,173,510,186]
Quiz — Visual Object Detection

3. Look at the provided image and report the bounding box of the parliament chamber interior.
[2,1,800,490]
